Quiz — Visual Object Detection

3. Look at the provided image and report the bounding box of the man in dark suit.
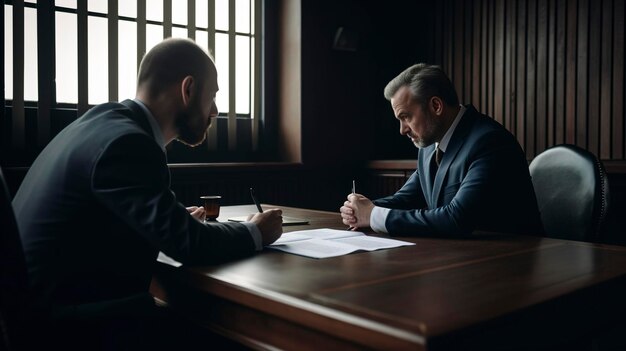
[340,63,543,236]
[12,38,283,347]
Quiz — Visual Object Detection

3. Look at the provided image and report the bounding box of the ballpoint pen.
[250,187,264,213]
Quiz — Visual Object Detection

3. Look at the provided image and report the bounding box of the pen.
[250,187,264,213]
[349,180,356,230]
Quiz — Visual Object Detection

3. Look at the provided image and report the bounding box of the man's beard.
[174,109,210,148]
[411,109,444,149]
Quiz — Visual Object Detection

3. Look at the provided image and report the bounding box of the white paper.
[157,251,182,267]
[271,232,311,245]
[268,228,414,259]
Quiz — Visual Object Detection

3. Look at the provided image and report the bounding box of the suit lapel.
[431,106,478,206]
[418,144,437,209]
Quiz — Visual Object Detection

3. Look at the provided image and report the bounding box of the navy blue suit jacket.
[12,100,255,310]
[373,105,543,236]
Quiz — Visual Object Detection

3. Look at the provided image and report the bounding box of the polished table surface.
[151,205,626,350]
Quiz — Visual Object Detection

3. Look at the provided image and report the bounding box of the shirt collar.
[133,99,166,152]
[436,104,466,153]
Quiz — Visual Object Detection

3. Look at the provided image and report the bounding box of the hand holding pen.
[340,180,374,230]
[348,180,356,230]
[247,188,283,246]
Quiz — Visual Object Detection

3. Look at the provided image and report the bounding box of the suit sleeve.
[91,133,255,265]
[373,171,427,210]
[384,130,521,237]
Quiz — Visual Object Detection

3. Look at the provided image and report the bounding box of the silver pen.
[349,180,356,230]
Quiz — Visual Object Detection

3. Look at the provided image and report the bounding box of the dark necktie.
[431,147,443,185]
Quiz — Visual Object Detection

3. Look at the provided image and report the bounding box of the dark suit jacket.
[373,105,543,236]
[12,100,255,311]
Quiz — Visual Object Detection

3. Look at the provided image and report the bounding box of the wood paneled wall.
[166,164,355,212]
[430,0,625,160]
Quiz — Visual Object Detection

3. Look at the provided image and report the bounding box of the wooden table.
[151,205,626,350]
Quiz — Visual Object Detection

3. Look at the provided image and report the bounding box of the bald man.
[12,38,283,324]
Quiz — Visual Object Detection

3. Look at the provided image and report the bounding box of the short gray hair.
[383,63,459,107]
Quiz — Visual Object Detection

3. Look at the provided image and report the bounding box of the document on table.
[268,228,415,259]
[157,251,182,267]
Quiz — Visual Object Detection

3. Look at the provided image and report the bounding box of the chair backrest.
[0,167,29,350]
[529,144,610,242]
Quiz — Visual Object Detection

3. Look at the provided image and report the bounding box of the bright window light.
[55,11,78,103]
[118,20,137,101]
[88,16,108,104]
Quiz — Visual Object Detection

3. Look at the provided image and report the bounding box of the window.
[3,0,262,160]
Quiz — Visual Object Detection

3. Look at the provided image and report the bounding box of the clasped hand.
[340,193,374,230]
[186,206,205,220]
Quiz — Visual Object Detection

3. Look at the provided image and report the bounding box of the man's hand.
[247,209,283,246]
[340,193,374,230]
[186,206,205,221]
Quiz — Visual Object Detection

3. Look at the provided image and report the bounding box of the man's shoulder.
[453,107,522,156]
[463,107,514,140]
[81,101,134,123]
[47,101,157,165]
[77,101,150,137]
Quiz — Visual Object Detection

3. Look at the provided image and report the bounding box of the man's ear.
[430,96,444,116]
[181,75,194,107]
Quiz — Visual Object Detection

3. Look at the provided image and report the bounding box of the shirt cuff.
[370,206,390,234]
[242,222,263,251]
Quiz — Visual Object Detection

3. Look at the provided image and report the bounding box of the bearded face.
[174,80,217,148]
[407,105,445,149]
[174,102,210,147]
[392,86,446,149]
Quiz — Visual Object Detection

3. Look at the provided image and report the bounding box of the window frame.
[3,0,264,162]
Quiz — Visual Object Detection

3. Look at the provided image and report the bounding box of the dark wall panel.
[430,0,626,161]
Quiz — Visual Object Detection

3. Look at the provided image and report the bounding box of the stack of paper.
[268,228,414,259]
